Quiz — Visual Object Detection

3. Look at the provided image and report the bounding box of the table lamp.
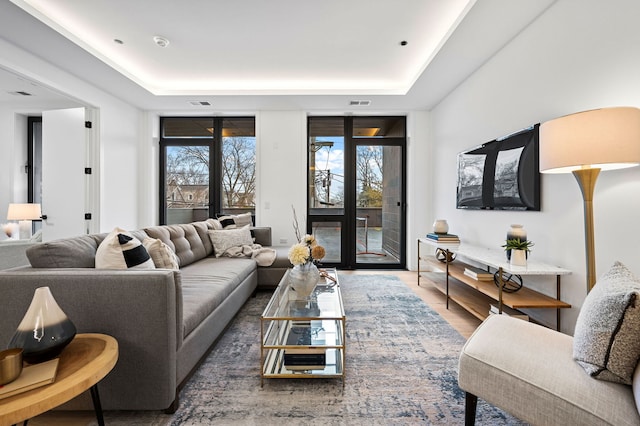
[539,107,640,292]
[7,203,42,240]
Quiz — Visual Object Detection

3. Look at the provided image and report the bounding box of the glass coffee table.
[260,268,345,386]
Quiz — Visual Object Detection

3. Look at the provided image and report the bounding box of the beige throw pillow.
[143,237,180,269]
[208,226,253,257]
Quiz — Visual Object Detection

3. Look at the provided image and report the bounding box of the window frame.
[159,116,255,225]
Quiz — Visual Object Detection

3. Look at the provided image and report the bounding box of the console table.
[417,238,571,330]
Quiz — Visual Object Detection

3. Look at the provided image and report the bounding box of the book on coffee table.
[0,358,59,400]
[284,325,326,367]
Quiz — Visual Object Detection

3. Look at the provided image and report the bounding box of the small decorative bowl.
[0,348,24,385]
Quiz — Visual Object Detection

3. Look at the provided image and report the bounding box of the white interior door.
[41,108,86,241]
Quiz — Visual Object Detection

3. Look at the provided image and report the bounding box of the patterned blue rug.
[51,274,524,425]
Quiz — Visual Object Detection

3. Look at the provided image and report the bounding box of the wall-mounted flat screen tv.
[456,124,540,211]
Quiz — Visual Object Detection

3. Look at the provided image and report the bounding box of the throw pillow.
[218,212,253,229]
[206,218,223,230]
[95,227,156,270]
[143,237,180,269]
[208,226,253,257]
[573,261,640,384]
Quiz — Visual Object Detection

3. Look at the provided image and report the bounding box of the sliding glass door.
[308,116,406,269]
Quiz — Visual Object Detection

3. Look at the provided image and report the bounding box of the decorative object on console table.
[432,219,449,234]
[464,266,493,281]
[540,106,640,292]
[501,238,533,267]
[492,270,523,293]
[510,249,527,266]
[435,248,456,263]
[426,232,460,242]
[9,286,77,364]
[505,224,526,260]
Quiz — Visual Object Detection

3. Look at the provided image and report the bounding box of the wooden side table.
[0,333,118,426]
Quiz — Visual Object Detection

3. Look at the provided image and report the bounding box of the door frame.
[306,116,407,270]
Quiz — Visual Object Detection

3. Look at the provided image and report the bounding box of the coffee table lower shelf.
[262,347,345,384]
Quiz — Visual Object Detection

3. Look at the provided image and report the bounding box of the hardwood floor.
[24,269,479,425]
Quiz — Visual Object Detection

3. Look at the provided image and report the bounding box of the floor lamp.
[539,107,640,293]
[7,203,42,240]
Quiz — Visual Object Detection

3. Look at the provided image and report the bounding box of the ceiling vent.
[9,91,33,96]
[189,101,211,106]
[349,100,371,106]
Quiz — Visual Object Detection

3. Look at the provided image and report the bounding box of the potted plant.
[502,238,534,266]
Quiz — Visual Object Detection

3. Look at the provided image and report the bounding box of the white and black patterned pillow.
[218,212,253,229]
[573,261,640,384]
[96,228,155,270]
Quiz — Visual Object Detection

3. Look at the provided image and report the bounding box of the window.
[159,117,255,224]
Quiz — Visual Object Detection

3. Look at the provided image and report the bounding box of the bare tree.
[356,146,383,207]
[165,140,256,210]
[222,137,256,208]
[168,146,209,185]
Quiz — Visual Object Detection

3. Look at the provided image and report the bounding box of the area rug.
[61,274,525,425]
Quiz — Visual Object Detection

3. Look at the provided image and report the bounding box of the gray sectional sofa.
[0,220,290,411]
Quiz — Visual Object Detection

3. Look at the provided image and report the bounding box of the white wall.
[406,110,432,269]
[0,38,142,235]
[255,110,308,246]
[429,0,640,333]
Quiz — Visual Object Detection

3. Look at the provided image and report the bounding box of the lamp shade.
[7,203,42,221]
[539,107,640,173]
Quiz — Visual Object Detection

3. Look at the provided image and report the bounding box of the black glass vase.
[9,286,76,364]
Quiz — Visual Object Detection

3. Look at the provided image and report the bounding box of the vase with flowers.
[288,234,326,299]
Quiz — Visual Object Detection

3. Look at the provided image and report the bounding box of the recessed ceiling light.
[153,36,170,48]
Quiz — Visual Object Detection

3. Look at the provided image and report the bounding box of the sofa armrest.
[0,267,183,410]
[251,226,272,246]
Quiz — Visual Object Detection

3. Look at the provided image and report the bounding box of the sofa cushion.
[573,261,640,384]
[208,226,253,257]
[144,224,208,267]
[179,257,256,337]
[26,234,103,268]
[190,221,214,256]
[143,237,180,269]
[96,228,155,270]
